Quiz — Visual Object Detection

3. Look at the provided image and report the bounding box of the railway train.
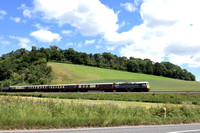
[0,82,150,92]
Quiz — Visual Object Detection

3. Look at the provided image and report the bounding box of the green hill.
[48,62,200,91]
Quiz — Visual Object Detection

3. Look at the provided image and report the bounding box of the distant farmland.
[48,62,200,91]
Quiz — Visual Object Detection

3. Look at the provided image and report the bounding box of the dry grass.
[48,63,99,84]
[1,96,166,108]
[1,96,200,129]
[1,95,188,109]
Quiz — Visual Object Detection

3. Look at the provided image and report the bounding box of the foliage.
[44,46,195,81]
[0,45,196,86]
[0,47,52,86]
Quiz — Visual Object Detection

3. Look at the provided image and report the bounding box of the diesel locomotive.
[0,82,150,92]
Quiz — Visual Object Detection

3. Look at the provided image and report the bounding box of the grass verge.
[0,96,200,129]
[1,92,200,105]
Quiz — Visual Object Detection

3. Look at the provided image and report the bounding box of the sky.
[0,0,200,81]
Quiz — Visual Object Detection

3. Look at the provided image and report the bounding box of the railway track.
[148,91,200,93]
[2,91,200,94]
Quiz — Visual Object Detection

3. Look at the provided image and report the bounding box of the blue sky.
[0,0,200,81]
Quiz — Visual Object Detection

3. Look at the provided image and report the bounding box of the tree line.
[46,45,195,81]
[0,46,196,86]
[0,47,52,86]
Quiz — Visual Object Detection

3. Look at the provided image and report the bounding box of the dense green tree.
[0,45,196,86]
[144,59,153,74]
[127,60,139,72]
[154,63,164,76]
[0,47,52,86]
[50,45,64,61]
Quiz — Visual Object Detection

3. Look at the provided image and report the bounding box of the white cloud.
[113,0,200,67]
[0,36,10,47]
[0,40,10,45]
[20,4,32,18]
[120,2,137,12]
[34,23,49,30]
[10,17,21,23]
[77,43,82,48]
[66,42,73,46]
[0,10,7,19]
[85,39,95,45]
[66,42,82,48]
[106,46,115,51]
[119,21,126,28]
[96,45,101,49]
[9,36,32,50]
[27,0,119,36]
[62,30,73,36]
[168,54,200,68]
[95,39,103,49]
[23,9,32,18]
[0,10,7,15]
[120,0,142,12]
[23,0,200,68]
[30,29,61,43]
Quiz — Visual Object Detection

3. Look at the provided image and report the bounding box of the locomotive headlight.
[147,85,150,89]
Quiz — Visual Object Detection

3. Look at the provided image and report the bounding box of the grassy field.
[1,62,199,129]
[0,95,170,109]
[48,62,200,91]
[0,96,200,129]
[48,62,170,84]
[1,92,200,105]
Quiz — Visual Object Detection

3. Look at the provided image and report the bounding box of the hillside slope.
[48,62,200,91]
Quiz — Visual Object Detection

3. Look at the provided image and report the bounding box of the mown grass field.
[0,96,200,129]
[48,62,200,91]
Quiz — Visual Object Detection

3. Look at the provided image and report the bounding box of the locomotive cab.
[115,82,150,92]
